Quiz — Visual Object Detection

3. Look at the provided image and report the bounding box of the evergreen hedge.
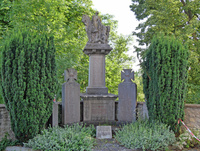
[1,28,57,142]
[143,34,188,132]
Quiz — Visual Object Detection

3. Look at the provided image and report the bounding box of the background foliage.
[130,0,200,104]
[143,34,188,132]
[0,0,134,103]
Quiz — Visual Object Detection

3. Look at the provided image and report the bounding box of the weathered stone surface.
[81,94,117,121]
[142,101,149,119]
[96,126,112,139]
[0,104,15,141]
[118,69,137,122]
[81,13,117,122]
[52,101,61,127]
[62,69,80,124]
[184,104,200,129]
[82,12,110,44]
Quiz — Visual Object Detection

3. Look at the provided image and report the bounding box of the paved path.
[92,139,141,151]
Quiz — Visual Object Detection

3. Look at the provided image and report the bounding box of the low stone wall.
[0,104,15,141]
[1,103,200,141]
[184,104,200,129]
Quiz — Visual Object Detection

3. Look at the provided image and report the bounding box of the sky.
[91,0,141,71]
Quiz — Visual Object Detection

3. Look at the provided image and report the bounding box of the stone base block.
[86,87,108,95]
[81,94,117,122]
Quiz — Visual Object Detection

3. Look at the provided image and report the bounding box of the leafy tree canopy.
[0,0,135,102]
[130,0,200,103]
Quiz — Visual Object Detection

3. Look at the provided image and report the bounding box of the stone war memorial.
[59,12,138,126]
[81,12,118,122]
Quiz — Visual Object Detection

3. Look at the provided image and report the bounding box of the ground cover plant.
[24,124,96,151]
[0,133,19,151]
[174,129,200,150]
[115,120,176,151]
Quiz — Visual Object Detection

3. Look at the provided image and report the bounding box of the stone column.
[118,69,137,122]
[84,44,112,95]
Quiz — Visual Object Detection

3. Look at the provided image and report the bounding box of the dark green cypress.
[143,34,188,133]
[1,28,57,142]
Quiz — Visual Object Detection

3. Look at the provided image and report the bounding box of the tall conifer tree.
[1,28,57,142]
[143,34,188,132]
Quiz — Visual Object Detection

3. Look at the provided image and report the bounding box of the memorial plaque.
[96,126,112,139]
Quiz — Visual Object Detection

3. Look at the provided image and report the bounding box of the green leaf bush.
[1,27,58,142]
[143,34,188,132]
[24,124,95,151]
[115,120,176,151]
[0,133,19,151]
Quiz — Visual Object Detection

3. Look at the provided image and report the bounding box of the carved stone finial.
[82,12,110,44]
[64,68,77,82]
[121,69,134,82]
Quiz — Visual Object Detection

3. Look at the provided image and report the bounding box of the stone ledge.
[80,93,118,98]
[0,104,6,108]
[5,146,40,151]
[185,104,200,108]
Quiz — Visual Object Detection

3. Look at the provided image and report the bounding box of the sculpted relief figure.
[82,12,110,44]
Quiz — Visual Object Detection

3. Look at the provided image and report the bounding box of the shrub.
[115,120,176,151]
[24,124,95,151]
[142,34,188,132]
[1,28,58,142]
[0,133,19,151]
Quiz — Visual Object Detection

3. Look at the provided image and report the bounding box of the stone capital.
[83,43,112,55]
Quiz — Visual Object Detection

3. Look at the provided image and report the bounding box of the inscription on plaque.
[91,103,108,120]
[96,126,112,139]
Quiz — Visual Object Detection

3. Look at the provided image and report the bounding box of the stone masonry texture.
[184,104,200,129]
[0,104,15,141]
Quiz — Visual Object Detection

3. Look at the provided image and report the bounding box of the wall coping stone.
[0,104,6,108]
[185,104,200,108]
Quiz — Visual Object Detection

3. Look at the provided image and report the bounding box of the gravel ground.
[92,138,200,151]
[92,139,141,151]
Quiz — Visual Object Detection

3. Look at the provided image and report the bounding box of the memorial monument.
[62,68,80,124]
[81,12,117,122]
[118,69,137,122]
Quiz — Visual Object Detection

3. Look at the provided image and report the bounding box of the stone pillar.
[118,69,137,122]
[84,44,112,95]
[62,68,80,124]
[52,101,62,127]
[81,12,118,122]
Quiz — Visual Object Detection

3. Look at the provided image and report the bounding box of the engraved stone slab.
[81,94,117,121]
[96,126,112,139]
[62,69,80,124]
[118,69,137,122]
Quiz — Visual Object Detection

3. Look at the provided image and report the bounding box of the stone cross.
[121,69,134,83]
[118,69,137,122]
[62,68,80,124]
[64,68,77,82]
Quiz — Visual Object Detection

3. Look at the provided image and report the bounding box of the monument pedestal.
[81,94,117,121]
[81,13,118,123]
